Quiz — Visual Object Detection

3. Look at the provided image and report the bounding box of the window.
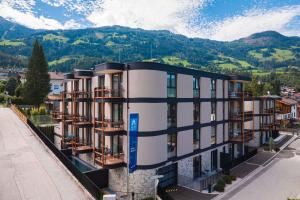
[167,73,176,98]
[168,104,177,128]
[211,126,216,145]
[193,155,202,178]
[211,79,216,98]
[167,133,177,158]
[112,103,123,124]
[211,102,216,121]
[193,129,200,150]
[112,73,122,97]
[211,149,218,171]
[193,103,200,123]
[193,77,200,98]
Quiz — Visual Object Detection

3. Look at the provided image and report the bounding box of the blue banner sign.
[129,113,139,173]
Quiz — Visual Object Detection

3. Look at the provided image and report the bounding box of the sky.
[0,0,299,41]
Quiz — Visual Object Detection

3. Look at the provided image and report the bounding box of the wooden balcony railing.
[72,91,92,99]
[94,88,123,98]
[229,130,252,143]
[94,149,124,167]
[94,119,124,133]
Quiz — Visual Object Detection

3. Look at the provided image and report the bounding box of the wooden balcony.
[52,111,62,122]
[94,88,123,99]
[94,150,125,168]
[73,91,92,101]
[73,115,93,127]
[94,119,124,134]
[229,91,252,99]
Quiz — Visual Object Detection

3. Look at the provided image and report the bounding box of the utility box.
[103,194,116,200]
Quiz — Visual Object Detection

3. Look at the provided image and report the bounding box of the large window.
[112,73,122,97]
[168,103,177,128]
[193,155,202,178]
[211,102,216,121]
[211,126,216,145]
[194,103,200,123]
[211,149,218,171]
[112,103,123,124]
[193,129,200,150]
[167,133,177,158]
[167,73,176,98]
[211,79,216,98]
[193,77,200,98]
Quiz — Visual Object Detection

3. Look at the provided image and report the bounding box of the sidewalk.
[0,108,90,200]
[213,134,297,200]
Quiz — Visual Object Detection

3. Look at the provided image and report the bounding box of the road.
[225,137,300,200]
[0,108,90,200]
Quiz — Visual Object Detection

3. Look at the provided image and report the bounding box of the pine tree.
[23,40,50,106]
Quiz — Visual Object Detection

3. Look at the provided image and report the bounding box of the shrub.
[223,175,232,184]
[39,106,47,115]
[217,179,225,187]
[0,93,6,103]
[30,108,39,115]
[230,175,236,181]
[214,182,225,192]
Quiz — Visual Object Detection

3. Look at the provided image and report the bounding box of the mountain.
[0,17,299,74]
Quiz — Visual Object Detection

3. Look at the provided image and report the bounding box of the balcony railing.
[229,91,252,98]
[73,91,92,99]
[52,111,62,121]
[94,119,124,133]
[94,87,123,98]
[73,115,92,126]
[94,149,124,167]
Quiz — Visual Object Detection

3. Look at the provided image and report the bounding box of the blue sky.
[0,0,299,41]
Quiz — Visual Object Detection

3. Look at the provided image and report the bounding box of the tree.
[23,40,50,106]
[5,77,17,96]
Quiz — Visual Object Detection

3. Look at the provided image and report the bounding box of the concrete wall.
[200,77,211,98]
[177,130,193,156]
[177,74,193,98]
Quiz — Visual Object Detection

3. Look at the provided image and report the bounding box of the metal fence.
[178,171,223,192]
[11,105,107,200]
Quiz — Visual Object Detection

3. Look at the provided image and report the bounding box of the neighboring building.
[245,95,281,148]
[54,62,279,198]
[276,98,298,122]
[47,72,64,110]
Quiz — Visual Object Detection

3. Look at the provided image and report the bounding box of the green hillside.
[0,17,300,75]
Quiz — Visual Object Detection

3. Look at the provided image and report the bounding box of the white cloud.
[203,5,300,41]
[0,2,82,29]
[86,0,207,36]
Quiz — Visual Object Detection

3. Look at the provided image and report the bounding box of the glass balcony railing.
[167,88,176,98]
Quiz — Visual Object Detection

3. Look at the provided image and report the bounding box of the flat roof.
[95,62,251,81]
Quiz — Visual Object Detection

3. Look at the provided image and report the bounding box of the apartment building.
[245,95,281,148]
[276,98,298,122]
[55,62,266,197]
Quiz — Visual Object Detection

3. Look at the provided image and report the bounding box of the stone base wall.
[109,168,156,200]
[178,157,193,185]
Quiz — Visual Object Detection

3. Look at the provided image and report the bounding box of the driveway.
[222,138,300,200]
[0,108,90,200]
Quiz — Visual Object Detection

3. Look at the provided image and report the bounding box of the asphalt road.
[0,108,90,200]
[226,138,300,200]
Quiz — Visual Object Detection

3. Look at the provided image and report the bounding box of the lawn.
[162,56,191,67]
[48,56,72,66]
[43,34,69,43]
[0,40,25,46]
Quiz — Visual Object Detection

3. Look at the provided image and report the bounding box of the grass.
[48,56,72,66]
[248,48,295,62]
[72,39,87,45]
[218,63,238,70]
[43,34,69,43]
[162,56,191,67]
[0,40,25,46]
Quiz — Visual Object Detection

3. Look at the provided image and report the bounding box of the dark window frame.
[167,73,177,98]
[167,103,177,128]
[193,76,200,98]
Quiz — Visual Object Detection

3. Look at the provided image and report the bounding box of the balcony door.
[112,73,122,97]
[112,103,122,124]
[193,155,202,179]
